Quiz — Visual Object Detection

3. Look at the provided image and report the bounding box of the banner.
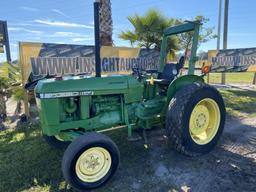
[19,42,160,83]
[209,48,256,72]
[20,42,256,85]
[31,57,159,76]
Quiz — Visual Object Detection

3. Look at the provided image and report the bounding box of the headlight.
[172,69,178,75]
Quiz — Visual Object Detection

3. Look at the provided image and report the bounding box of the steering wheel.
[132,67,159,81]
[176,56,185,71]
[132,67,144,79]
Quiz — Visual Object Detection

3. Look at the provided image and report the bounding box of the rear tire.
[43,135,70,149]
[166,82,225,156]
[62,132,120,190]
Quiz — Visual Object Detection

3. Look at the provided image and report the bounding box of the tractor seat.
[155,64,178,85]
[155,56,185,86]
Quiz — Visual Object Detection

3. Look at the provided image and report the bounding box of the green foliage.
[0,62,21,83]
[0,77,9,90]
[119,9,180,56]
[178,16,217,56]
[119,10,216,58]
[0,63,23,101]
[12,87,25,101]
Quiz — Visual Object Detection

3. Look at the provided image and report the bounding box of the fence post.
[253,72,256,85]
[221,73,226,84]
[207,73,210,83]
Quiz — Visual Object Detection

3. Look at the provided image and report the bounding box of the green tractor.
[34,21,225,190]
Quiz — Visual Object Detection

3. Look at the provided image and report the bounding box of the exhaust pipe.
[94,0,101,77]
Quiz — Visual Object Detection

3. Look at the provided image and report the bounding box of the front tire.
[62,132,120,190]
[43,135,70,149]
[166,82,226,156]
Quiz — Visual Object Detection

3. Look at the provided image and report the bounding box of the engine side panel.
[35,75,144,135]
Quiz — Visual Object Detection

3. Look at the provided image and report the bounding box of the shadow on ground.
[0,115,255,192]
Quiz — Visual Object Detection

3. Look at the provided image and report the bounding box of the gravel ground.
[89,116,256,192]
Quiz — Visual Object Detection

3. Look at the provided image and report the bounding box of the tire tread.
[166,82,224,157]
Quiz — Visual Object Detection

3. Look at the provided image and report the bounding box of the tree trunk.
[0,94,6,117]
[15,101,22,115]
[185,48,189,59]
[99,0,113,46]
[184,38,192,59]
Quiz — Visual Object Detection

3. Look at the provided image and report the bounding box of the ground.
[0,87,256,192]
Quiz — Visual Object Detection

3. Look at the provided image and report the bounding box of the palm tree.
[9,86,24,115]
[99,0,113,46]
[119,9,180,57]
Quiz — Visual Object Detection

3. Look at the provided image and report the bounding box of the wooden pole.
[3,21,11,63]
[94,0,101,77]
[18,43,30,118]
[217,0,222,51]
[221,0,229,85]
[223,0,229,49]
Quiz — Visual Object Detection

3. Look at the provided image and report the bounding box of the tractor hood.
[35,75,143,100]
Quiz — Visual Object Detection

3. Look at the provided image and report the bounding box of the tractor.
[33,10,226,191]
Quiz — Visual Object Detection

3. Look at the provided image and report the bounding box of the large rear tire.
[166,82,226,156]
[62,132,120,190]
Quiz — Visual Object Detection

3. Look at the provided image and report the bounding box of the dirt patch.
[89,116,256,192]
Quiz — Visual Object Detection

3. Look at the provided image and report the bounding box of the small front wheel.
[62,132,120,190]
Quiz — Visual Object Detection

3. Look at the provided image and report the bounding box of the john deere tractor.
[34,19,225,190]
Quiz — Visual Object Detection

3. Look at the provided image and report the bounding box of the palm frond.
[120,9,180,51]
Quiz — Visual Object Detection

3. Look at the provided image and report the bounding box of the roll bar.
[159,21,201,75]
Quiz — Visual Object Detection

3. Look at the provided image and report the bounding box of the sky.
[0,0,256,62]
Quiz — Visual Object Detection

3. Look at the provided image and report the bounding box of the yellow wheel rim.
[189,98,221,145]
[55,135,64,141]
[75,147,112,183]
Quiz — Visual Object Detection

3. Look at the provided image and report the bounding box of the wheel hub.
[190,105,210,135]
[189,99,221,145]
[75,147,111,183]
[83,154,101,173]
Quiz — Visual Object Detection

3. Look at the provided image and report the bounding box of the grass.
[220,88,256,118]
[0,88,255,192]
[206,72,256,84]
[0,124,66,192]
[0,62,21,82]
[0,122,145,192]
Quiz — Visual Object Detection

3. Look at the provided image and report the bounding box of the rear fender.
[167,75,204,102]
